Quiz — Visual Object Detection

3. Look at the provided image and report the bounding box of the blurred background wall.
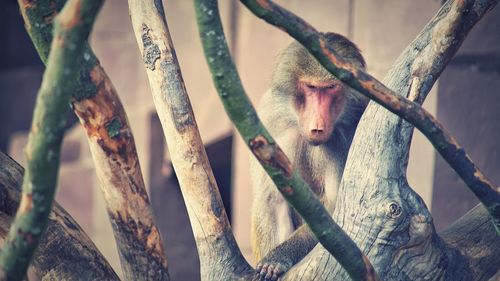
[0,0,498,280]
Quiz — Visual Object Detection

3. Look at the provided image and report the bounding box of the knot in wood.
[386,201,402,219]
[249,135,293,178]
[409,214,431,238]
[249,135,273,161]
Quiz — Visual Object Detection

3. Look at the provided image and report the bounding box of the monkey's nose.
[311,128,324,135]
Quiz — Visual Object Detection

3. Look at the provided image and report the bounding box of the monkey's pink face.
[295,79,346,145]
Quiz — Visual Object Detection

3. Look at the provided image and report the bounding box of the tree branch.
[240,0,500,234]
[0,152,119,280]
[17,1,170,279]
[127,0,254,279]
[194,0,378,280]
[0,0,104,279]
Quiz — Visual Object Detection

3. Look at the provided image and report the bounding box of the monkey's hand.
[255,225,318,280]
[255,250,293,281]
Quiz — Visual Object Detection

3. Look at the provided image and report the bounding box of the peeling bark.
[71,64,170,281]
[0,152,119,280]
[128,0,253,280]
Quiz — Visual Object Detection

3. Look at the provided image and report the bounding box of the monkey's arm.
[250,157,295,261]
[256,224,317,280]
[251,91,301,261]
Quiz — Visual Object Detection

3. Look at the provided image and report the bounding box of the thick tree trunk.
[441,205,500,279]
[0,152,119,280]
[278,0,500,280]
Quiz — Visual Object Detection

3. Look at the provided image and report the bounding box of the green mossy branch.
[240,0,500,235]
[0,0,104,280]
[18,0,66,63]
[194,0,378,280]
[19,0,99,101]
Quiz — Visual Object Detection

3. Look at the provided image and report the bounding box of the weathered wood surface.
[0,152,119,280]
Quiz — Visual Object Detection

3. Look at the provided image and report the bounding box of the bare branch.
[127,0,253,279]
[391,0,499,104]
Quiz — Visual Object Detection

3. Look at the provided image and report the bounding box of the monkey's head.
[271,32,367,146]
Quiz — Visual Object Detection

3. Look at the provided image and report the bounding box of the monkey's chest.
[290,171,325,229]
[302,173,324,196]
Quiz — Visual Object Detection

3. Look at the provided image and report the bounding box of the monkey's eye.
[305,84,317,90]
[325,84,338,90]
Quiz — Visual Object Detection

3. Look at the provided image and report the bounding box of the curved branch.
[194,0,378,280]
[0,0,104,279]
[240,0,500,234]
[0,152,119,280]
[17,1,170,279]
